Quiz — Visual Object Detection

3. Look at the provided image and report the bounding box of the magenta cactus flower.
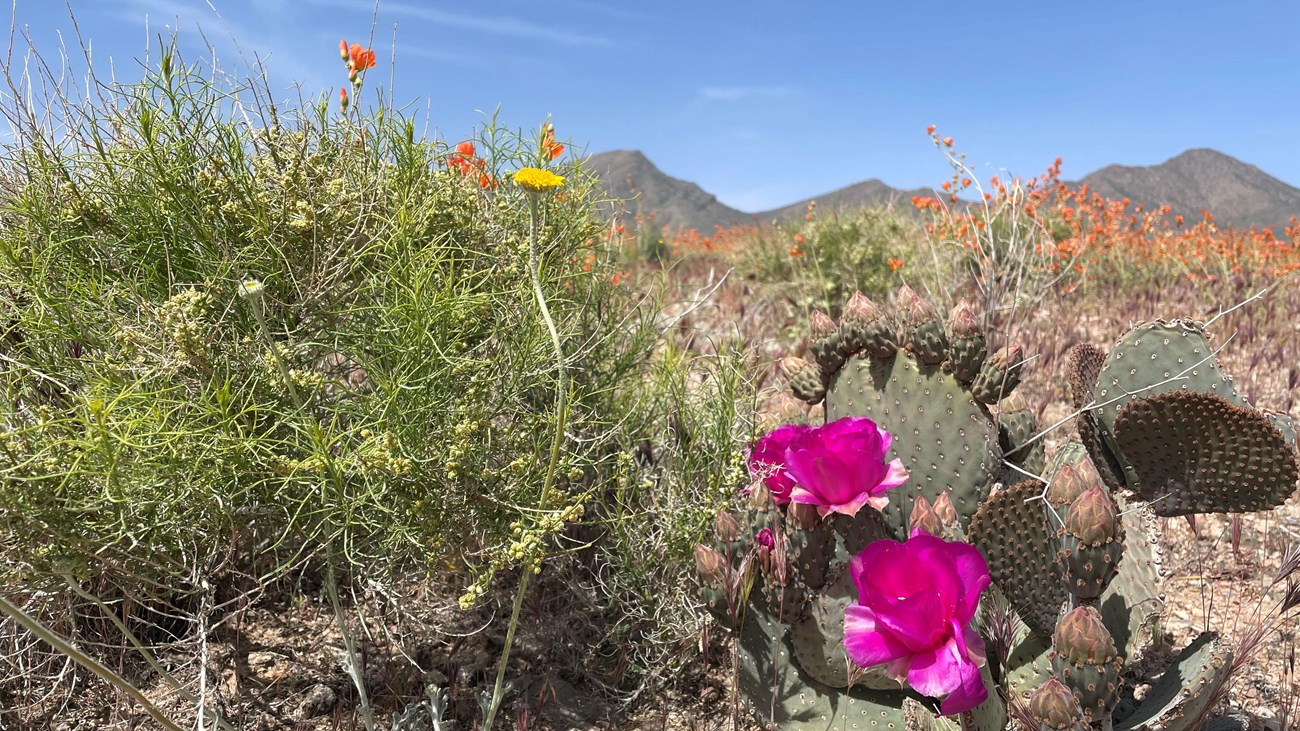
[843,531,991,715]
[746,423,810,504]
[784,416,908,518]
[747,417,907,517]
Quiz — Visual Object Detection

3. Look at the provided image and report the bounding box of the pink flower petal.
[844,605,911,667]
[944,542,992,624]
[879,458,910,490]
[873,589,949,652]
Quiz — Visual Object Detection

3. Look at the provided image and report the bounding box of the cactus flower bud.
[932,492,958,526]
[1000,391,1029,414]
[896,283,921,308]
[905,290,938,325]
[1028,678,1084,729]
[809,310,837,340]
[1053,606,1117,665]
[909,495,943,536]
[990,343,1025,372]
[780,356,816,380]
[947,299,981,338]
[1047,463,1089,508]
[1065,486,1120,546]
[715,510,741,543]
[694,544,726,584]
[843,291,884,325]
[787,502,820,531]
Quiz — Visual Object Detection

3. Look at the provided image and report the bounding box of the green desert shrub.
[729,206,916,318]
[0,46,664,603]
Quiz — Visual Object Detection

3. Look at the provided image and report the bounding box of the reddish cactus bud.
[932,492,958,526]
[809,310,837,340]
[787,502,820,531]
[948,299,980,338]
[990,343,1025,372]
[715,510,741,543]
[780,356,816,379]
[1047,463,1089,508]
[694,544,726,584]
[1064,485,1120,545]
[909,495,943,536]
[1053,606,1117,665]
[1028,678,1084,728]
[842,291,884,325]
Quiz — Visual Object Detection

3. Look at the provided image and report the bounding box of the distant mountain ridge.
[585,148,1300,235]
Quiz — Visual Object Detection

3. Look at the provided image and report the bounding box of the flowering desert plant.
[699,284,1300,728]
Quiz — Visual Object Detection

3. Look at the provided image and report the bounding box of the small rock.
[296,683,336,720]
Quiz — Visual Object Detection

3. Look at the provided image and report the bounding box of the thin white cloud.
[699,86,791,102]
[105,0,328,90]
[305,0,614,47]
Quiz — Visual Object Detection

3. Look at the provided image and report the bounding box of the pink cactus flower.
[754,527,775,548]
[746,423,810,504]
[784,416,908,518]
[843,531,991,715]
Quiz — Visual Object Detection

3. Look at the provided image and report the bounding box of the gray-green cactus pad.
[788,562,899,691]
[737,604,912,730]
[1114,390,1299,516]
[1091,319,1248,489]
[1097,494,1164,661]
[825,351,1001,538]
[1113,632,1232,731]
[1065,343,1127,491]
[969,480,1065,639]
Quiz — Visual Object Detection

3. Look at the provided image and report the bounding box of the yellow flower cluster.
[512,167,565,193]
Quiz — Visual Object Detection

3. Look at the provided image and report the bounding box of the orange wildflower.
[339,86,349,113]
[926,124,936,134]
[794,233,805,245]
[349,43,377,71]
[941,181,951,191]
[339,39,349,61]
[887,257,904,271]
[541,123,565,160]
[942,137,953,147]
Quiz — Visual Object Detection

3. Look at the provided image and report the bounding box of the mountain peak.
[1079,148,1300,232]
[584,148,1300,235]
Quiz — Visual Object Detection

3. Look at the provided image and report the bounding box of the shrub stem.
[481,192,569,730]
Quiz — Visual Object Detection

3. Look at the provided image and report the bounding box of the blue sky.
[12,1,1300,211]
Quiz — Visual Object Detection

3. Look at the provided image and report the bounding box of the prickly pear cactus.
[1068,320,1300,515]
[702,296,1269,731]
[798,288,1030,539]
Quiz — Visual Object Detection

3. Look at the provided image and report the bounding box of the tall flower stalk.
[481,166,568,730]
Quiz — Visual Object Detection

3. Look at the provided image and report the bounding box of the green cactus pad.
[737,604,911,730]
[1065,343,1127,491]
[998,401,1046,477]
[1113,389,1299,516]
[1266,409,1298,448]
[1112,633,1232,731]
[834,506,893,556]
[971,347,1025,406]
[969,480,1066,639]
[1096,494,1164,662]
[813,331,850,376]
[825,351,1002,538]
[790,365,828,404]
[1003,628,1054,701]
[1091,319,1249,488]
[1044,443,1164,660]
[947,334,986,385]
[909,321,949,365]
[788,563,899,691]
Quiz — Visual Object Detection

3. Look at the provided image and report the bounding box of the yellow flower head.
[512,167,565,193]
